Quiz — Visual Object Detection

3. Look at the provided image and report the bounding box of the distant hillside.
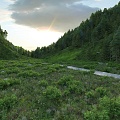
[0,27,19,59]
[0,26,30,59]
[32,2,120,62]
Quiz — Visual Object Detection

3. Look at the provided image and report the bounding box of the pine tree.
[110,26,120,61]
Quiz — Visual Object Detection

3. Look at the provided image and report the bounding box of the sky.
[0,0,120,51]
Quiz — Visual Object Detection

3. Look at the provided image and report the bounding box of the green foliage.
[95,87,107,98]
[0,26,20,60]
[0,78,20,89]
[110,26,120,61]
[43,86,62,101]
[0,34,19,59]
[85,87,108,105]
[0,60,119,119]
[84,96,120,120]
[64,82,83,95]
[57,75,83,95]
[57,75,73,86]
[0,26,8,39]
[39,80,48,87]
[16,46,31,57]
[17,70,40,78]
[84,109,109,120]
[0,95,17,120]
[39,80,48,88]
[85,90,95,99]
[5,67,20,74]
[41,86,62,116]
[96,87,107,97]
[0,95,17,110]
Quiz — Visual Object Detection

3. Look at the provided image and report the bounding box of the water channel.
[67,66,120,79]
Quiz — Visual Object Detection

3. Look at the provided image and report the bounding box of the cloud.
[0,9,12,23]
[10,0,99,32]
[94,0,102,1]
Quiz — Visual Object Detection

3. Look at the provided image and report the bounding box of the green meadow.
[0,2,120,120]
[44,48,120,74]
[0,59,120,120]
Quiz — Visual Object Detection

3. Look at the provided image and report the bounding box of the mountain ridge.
[0,27,19,59]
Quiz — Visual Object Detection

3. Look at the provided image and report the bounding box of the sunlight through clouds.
[10,0,98,32]
[1,0,120,50]
[6,24,63,51]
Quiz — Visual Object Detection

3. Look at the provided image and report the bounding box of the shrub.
[0,95,17,119]
[84,96,120,120]
[58,76,83,95]
[99,96,120,119]
[43,86,62,101]
[84,109,109,120]
[65,81,83,95]
[85,90,95,99]
[0,94,17,110]
[85,87,107,104]
[5,68,19,74]
[0,78,20,89]
[17,70,40,77]
[45,64,64,74]
[57,75,73,86]
[85,87,107,99]
[39,80,48,87]
[95,87,107,98]
[42,86,62,114]
[48,64,63,70]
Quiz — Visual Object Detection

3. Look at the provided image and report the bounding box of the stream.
[67,66,120,79]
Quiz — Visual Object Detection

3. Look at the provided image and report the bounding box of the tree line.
[0,26,8,39]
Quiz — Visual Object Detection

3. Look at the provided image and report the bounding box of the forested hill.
[32,2,120,62]
[0,26,30,59]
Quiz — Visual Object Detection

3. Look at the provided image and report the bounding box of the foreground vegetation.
[0,59,120,120]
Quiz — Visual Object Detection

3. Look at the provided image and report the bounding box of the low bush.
[0,95,17,119]
[39,80,48,87]
[57,75,73,87]
[85,87,108,104]
[0,95,17,110]
[5,68,20,74]
[17,70,40,77]
[84,96,120,120]
[41,86,62,115]
[43,86,62,101]
[0,78,20,89]
[95,87,108,98]
[58,76,83,96]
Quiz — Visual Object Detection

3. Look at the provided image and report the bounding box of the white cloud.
[0,9,12,23]
[9,0,99,32]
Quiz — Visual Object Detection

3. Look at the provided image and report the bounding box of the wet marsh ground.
[0,59,120,120]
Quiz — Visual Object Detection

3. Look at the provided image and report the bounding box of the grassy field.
[0,59,120,120]
[45,48,120,74]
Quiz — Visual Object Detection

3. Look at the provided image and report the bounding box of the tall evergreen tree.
[110,26,120,61]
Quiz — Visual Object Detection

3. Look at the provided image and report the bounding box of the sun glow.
[6,24,63,51]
